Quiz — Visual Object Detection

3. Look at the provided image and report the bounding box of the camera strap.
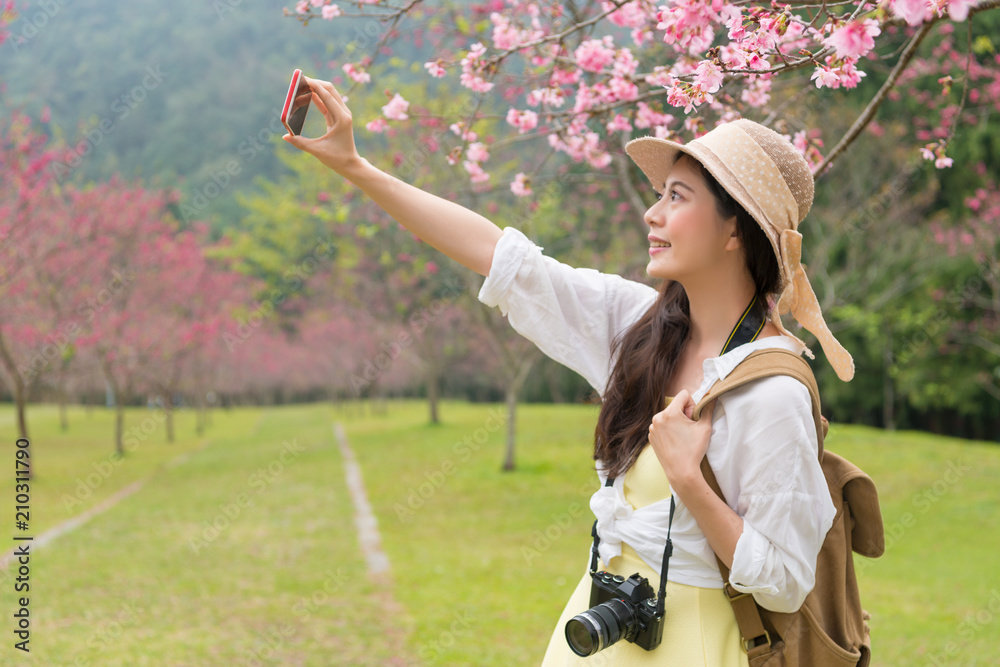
[587,294,766,608]
[655,496,676,617]
[721,292,766,356]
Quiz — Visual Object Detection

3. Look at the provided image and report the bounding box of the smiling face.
[644,155,739,284]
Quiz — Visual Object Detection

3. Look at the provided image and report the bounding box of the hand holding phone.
[281,69,314,136]
[282,73,362,176]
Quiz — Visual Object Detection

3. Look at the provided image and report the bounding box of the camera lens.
[565,598,635,657]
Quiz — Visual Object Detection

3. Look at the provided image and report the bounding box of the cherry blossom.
[286,0,998,190]
[366,118,389,133]
[382,93,410,121]
[574,37,616,73]
[424,61,447,78]
[506,108,539,134]
[510,172,532,197]
[825,19,881,61]
[343,63,371,84]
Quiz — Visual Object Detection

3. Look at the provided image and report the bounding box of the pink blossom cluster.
[824,19,880,61]
[791,129,825,171]
[424,60,447,78]
[382,93,410,121]
[459,43,495,93]
[574,37,616,73]
[506,108,539,134]
[490,7,546,51]
[450,121,478,142]
[601,0,656,45]
[634,102,674,132]
[0,0,17,46]
[921,141,954,169]
[527,85,566,108]
[548,129,612,169]
[656,0,734,54]
[510,172,532,197]
[365,118,389,134]
[889,0,979,26]
[810,59,867,91]
[463,160,490,184]
[342,63,370,84]
[891,26,1000,171]
[454,132,491,184]
[286,0,995,192]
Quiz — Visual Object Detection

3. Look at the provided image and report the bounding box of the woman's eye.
[655,191,663,201]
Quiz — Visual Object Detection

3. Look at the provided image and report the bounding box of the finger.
[697,399,717,424]
[681,391,700,420]
[310,90,330,118]
[665,389,691,416]
[308,91,335,131]
[305,85,344,131]
[305,77,347,116]
[310,76,350,109]
[282,132,309,150]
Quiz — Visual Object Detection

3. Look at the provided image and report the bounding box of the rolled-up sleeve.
[478,227,657,397]
[720,375,836,613]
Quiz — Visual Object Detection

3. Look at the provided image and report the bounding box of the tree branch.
[813,20,934,177]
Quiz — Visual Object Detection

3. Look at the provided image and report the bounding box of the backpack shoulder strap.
[692,347,826,455]
[690,347,828,658]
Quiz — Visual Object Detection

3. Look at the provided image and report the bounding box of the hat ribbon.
[776,229,856,382]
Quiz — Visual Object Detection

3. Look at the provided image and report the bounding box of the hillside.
[1,0,365,230]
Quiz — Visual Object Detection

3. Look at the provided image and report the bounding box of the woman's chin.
[646,260,674,281]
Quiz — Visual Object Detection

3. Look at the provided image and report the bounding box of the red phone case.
[281,69,303,134]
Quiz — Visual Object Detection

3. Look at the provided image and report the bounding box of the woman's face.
[644,156,737,283]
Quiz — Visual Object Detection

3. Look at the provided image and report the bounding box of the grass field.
[1,400,998,666]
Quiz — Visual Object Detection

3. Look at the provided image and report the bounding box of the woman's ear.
[723,215,741,251]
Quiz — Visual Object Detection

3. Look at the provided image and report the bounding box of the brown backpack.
[692,348,885,667]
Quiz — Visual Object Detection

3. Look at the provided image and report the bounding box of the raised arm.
[282,77,503,277]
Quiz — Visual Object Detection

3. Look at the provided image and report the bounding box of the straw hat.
[625,119,855,382]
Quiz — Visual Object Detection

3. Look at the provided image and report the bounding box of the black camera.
[564,570,665,656]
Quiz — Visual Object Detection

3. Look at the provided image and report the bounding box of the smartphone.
[281,69,313,136]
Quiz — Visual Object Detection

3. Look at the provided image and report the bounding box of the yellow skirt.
[540,546,749,667]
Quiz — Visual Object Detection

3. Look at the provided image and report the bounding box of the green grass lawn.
[1,400,998,666]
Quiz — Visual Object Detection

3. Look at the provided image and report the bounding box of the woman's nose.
[644,201,663,228]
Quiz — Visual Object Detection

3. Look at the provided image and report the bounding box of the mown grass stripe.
[335,422,391,577]
[0,439,211,571]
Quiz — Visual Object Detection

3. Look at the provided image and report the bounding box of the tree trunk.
[883,338,895,431]
[115,400,125,458]
[0,328,32,478]
[502,385,517,471]
[501,354,539,472]
[544,361,565,403]
[102,360,126,457]
[59,389,69,431]
[162,392,175,443]
[195,390,205,436]
[427,361,440,424]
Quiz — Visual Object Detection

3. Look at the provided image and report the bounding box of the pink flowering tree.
[66,181,202,455]
[0,0,16,46]
[135,226,250,442]
[0,112,61,459]
[926,171,1000,403]
[288,0,999,192]
[280,0,1000,439]
[228,102,491,423]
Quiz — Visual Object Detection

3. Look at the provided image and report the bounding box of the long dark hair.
[593,156,781,478]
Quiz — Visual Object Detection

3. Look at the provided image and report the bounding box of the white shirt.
[478,227,837,613]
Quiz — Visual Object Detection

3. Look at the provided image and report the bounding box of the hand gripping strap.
[692,348,826,455]
[691,348,826,659]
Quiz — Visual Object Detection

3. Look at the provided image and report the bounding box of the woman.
[285,77,855,665]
